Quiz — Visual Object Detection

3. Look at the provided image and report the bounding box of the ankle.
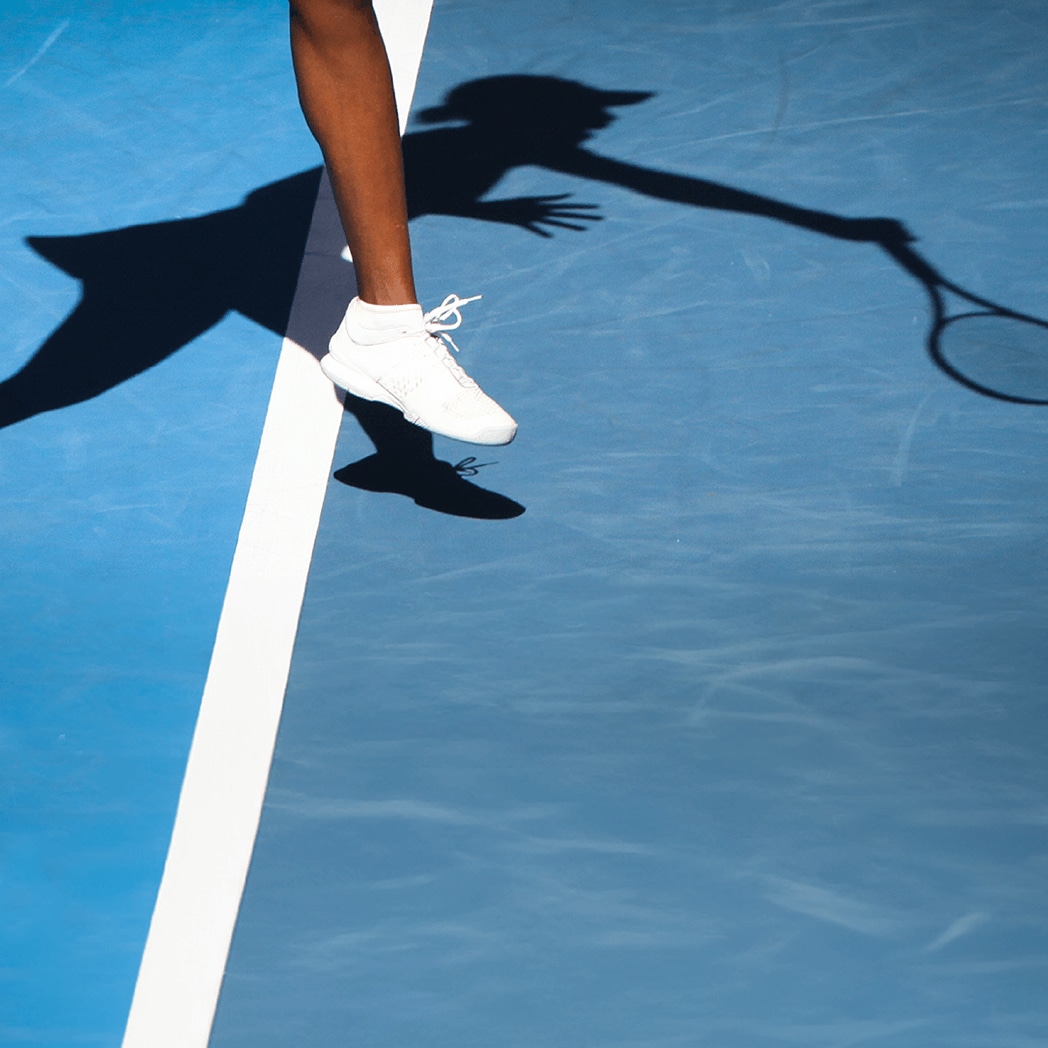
[353,274,417,307]
[345,296,424,344]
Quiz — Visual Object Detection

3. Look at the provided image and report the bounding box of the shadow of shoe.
[334,452,525,519]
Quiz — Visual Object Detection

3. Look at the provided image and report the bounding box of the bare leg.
[289,0,417,305]
[290,0,517,445]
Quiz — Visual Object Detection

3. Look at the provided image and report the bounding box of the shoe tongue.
[349,298,424,344]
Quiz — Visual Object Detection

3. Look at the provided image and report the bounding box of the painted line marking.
[121,4,433,1045]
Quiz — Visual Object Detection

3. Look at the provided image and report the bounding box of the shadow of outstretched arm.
[550,148,914,245]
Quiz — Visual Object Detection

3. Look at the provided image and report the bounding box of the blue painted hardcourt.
[3,0,1048,1046]
[212,2,1048,1046]
[1,4,318,1044]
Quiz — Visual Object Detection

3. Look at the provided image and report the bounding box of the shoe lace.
[423,293,482,354]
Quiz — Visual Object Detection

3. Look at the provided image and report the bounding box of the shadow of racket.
[883,237,1048,405]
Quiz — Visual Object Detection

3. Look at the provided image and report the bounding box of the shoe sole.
[320,350,517,447]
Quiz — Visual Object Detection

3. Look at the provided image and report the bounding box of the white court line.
[121,4,433,1045]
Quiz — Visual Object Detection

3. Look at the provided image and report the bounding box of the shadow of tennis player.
[6,74,941,515]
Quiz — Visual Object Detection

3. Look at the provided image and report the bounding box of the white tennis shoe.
[321,294,517,446]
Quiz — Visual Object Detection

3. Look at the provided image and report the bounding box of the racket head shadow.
[931,309,1048,405]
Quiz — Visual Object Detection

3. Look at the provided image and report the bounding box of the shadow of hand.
[467,193,603,237]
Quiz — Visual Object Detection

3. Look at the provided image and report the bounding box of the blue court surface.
[1,4,318,1043]
[3,1,1048,1046]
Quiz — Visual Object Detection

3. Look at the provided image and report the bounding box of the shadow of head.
[416,74,653,147]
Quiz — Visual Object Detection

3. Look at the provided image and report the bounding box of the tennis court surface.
[3,2,1048,1046]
